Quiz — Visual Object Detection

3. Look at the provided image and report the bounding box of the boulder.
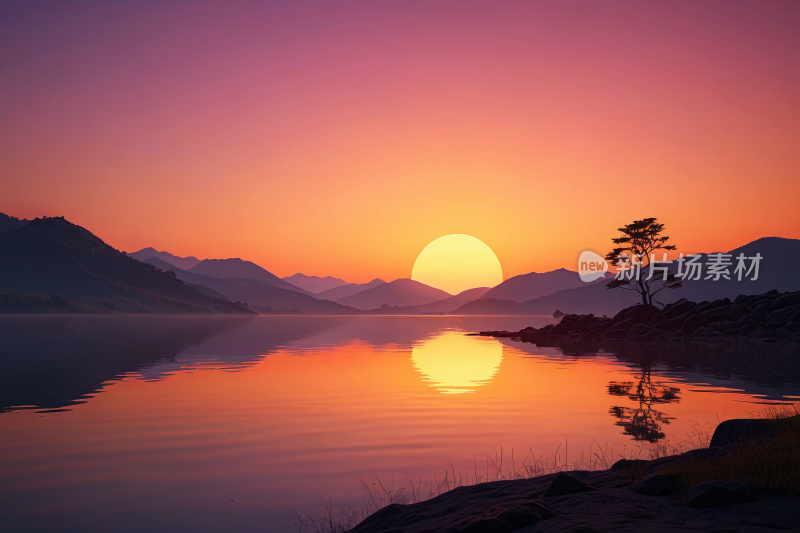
[682,315,708,335]
[709,419,770,447]
[612,306,637,321]
[633,474,678,496]
[773,292,800,310]
[766,304,800,323]
[603,319,635,337]
[628,305,658,325]
[662,299,696,319]
[541,472,591,497]
[574,314,597,329]
[495,503,556,528]
[685,480,757,508]
[694,298,731,315]
[692,326,716,337]
[610,458,649,471]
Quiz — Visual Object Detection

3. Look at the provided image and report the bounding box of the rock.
[694,298,731,315]
[610,458,649,471]
[541,472,591,497]
[682,315,708,335]
[766,304,800,323]
[692,326,716,337]
[773,292,800,310]
[628,305,658,325]
[685,480,757,508]
[496,502,556,528]
[709,419,770,447]
[603,319,635,337]
[662,299,696,319]
[574,314,597,329]
[552,309,565,318]
[633,474,678,496]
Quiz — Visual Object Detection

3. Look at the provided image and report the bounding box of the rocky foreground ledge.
[349,417,799,533]
[480,289,800,344]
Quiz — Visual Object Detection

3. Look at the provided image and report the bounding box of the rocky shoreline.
[480,289,800,344]
[348,418,799,532]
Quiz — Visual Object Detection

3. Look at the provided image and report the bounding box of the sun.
[412,234,503,295]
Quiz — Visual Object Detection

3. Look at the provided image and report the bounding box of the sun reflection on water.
[411,331,503,394]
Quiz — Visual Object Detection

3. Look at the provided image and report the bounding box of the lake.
[2,315,799,532]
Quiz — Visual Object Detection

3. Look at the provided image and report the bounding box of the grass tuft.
[664,405,800,497]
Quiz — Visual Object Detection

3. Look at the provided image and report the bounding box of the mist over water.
[1,315,799,532]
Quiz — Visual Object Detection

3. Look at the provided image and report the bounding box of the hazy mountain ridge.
[188,258,312,295]
[283,273,349,293]
[337,278,452,310]
[480,268,587,302]
[128,247,201,270]
[141,258,358,314]
[316,278,387,301]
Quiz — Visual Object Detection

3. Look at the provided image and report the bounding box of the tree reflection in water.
[607,365,680,442]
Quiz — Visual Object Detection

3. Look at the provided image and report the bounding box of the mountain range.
[315,278,387,301]
[141,257,356,314]
[336,279,451,310]
[479,268,588,302]
[282,273,349,293]
[128,248,201,270]
[3,211,798,317]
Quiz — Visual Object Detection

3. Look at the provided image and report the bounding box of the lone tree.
[605,218,681,306]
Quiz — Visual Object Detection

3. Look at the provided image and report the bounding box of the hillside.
[188,258,311,295]
[337,278,451,310]
[0,217,253,314]
[128,247,201,270]
[415,287,490,314]
[141,260,357,314]
[282,273,349,293]
[316,278,387,301]
[0,212,30,234]
[480,268,585,302]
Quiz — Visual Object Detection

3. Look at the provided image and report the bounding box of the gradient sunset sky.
[2,0,799,283]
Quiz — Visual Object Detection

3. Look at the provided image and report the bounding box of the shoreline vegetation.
[298,407,800,533]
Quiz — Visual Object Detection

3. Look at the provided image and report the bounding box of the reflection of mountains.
[0,316,346,412]
[0,316,538,413]
[505,337,800,402]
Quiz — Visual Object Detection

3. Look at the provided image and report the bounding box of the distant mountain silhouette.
[0,217,253,314]
[337,278,451,310]
[141,257,231,301]
[481,268,587,302]
[0,212,30,234]
[316,278,387,301]
[282,273,349,293]
[128,247,201,270]
[188,258,312,295]
[140,260,357,314]
[454,237,800,316]
[415,287,491,314]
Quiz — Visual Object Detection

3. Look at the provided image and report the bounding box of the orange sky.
[2,1,799,283]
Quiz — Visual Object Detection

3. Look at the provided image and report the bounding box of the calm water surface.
[1,315,799,532]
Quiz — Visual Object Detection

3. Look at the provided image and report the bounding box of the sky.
[2,0,799,284]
